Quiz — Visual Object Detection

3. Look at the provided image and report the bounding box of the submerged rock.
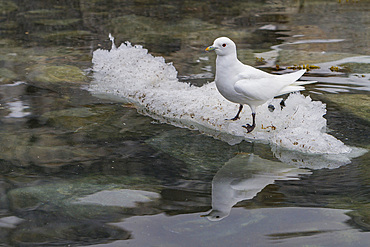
[18,8,63,19]
[74,189,160,208]
[33,18,81,26]
[0,21,18,32]
[0,0,18,15]
[0,131,105,167]
[339,63,370,74]
[147,129,244,172]
[41,104,173,139]
[8,179,160,211]
[7,175,162,233]
[0,46,90,68]
[0,101,177,168]
[0,68,17,83]
[10,217,130,246]
[324,94,370,121]
[107,15,250,56]
[0,38,17,47]
[35,30,93,45]
[27,65,87,84]
[277,49,359,66]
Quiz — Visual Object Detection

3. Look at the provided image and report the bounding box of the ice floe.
[89,37,363,156]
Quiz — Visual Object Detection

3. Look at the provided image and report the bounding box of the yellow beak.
[205,46,216,52]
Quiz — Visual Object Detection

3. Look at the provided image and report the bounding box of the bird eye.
[222,43,226,47]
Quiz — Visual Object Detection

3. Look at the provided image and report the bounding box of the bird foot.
[226,116,239,121]
[268,104,275,112]
[242,124,255,133]
[280,99,286,109]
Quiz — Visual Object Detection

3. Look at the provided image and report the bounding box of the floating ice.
[89,38,355,155]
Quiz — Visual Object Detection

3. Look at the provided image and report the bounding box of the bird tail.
[281,69,306,82]
[292,80,317,86]
[282,69,317,86]
[276,85,305,96]
[275,69,317,96]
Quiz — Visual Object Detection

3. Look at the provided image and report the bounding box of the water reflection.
[202,153,311,221]
[103,207,369,247]
[201,147,367,222]
[0,0,369,246]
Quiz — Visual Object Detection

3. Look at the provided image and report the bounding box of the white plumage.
[206,37,315,133]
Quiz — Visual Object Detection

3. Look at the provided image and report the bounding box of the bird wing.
[234,69,308,101]
[234,77,282,101]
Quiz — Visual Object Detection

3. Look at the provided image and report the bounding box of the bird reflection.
[202,153,311,221]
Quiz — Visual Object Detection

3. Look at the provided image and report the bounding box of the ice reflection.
[0,82,31,119]
[202,154,311,221]
[271,145,367,170]
[5,100,30,118]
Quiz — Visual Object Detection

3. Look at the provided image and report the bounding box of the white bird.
[205,37,315,133]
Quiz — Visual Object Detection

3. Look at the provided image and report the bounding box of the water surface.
[0,0,369,246]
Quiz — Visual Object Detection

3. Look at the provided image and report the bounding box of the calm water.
[0,0,369,246]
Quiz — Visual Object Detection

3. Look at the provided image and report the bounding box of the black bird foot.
[226,104,243,121]
[226,116,240,121]
[268,104,275,112]
[242,123,255,133]
[280,99,286,109]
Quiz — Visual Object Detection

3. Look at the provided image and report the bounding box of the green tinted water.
[0,0,369,246]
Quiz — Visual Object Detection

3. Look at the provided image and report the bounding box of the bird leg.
[280,99,286,109]
[242,113,256,133]
[226,104,243,121]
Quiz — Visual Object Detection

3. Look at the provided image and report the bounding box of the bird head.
[205,37,237,56]
[200,209,229,221]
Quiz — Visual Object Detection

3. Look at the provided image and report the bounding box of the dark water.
[0,0,369,246]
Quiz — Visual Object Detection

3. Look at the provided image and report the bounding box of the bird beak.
[205,46,216,52]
